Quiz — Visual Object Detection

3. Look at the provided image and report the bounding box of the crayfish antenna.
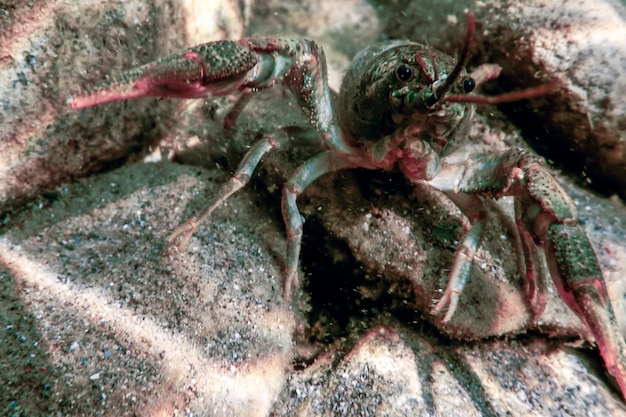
[433,11,475,102]
[445,79,562,105]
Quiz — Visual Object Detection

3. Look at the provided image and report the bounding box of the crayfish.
[70,12,626,399]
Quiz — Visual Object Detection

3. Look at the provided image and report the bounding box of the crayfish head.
[338,40,475,153]
[338,11,483,156]
[338,11,556,157]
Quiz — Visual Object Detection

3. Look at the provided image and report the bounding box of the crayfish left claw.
[545,223,626,399]
[432,150,626,398]
[516,160,626,399]
[572,284,626,398]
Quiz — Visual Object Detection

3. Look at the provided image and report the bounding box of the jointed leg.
[223,94,254,131]
[168,129,293,248]
[515,199,549,319]
[281,150,355,300]
[431,198,488,322]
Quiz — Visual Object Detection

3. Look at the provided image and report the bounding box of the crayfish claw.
[570,283,626,399]
[544,222,626,399]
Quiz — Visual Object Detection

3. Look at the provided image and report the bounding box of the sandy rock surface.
[2,0,626,415]
[478,0,626,199]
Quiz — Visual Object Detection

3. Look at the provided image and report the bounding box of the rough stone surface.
[477,0,626,198]
[0,0,246,214]
[1,162,294,416]
[1,0,626,415]
[0,1,180,212]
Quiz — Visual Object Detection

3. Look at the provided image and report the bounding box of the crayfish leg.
[168,130,292,249]
[431,199,488,323]
[281,150,357,300]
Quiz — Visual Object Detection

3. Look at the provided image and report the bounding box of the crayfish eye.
[395,65,413,82]
[463,78,476,93]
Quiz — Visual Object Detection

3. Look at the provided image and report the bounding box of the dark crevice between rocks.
[296,169,450,347]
